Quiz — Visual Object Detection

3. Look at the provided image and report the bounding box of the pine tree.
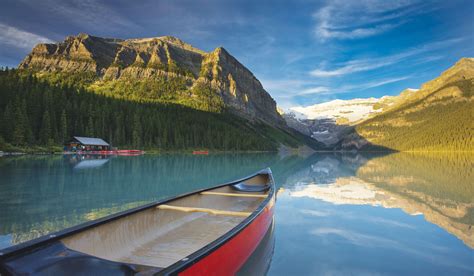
[60,110,68,143]
[86,116,94,137]
[39,110,52,145]
[132,113,142,148]
[1,102,14,142]
[20,99,34,144]
[12,99,28,145]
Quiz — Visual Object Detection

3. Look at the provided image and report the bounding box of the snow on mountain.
[290,98,383,124]
[283,97,391,146]
[282,89,422,147]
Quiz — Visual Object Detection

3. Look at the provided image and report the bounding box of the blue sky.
[0,0,473,108]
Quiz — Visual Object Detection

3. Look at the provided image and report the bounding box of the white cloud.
[310,59,391,77]
[261,79,315,98]
[311,226,472,269]
[365,216,416,229]
[343,76,411,91]
[0,23,53,50]
[318,22,398,40]
[261,74,410,107]
[314,0,424,41]
[261,78,325,108]
[298,86,331,95]
[300,209,332,217]
[311,227,400,247]
[310,38,463,77]
[296,76,411,97]
[18,0,137,32]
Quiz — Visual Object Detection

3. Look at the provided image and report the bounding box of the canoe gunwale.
[158,168,275,275]
[0,168,274,269]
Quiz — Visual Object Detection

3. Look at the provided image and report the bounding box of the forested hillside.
[355,99,473,151]
[0,68,315,151]
[346,58,474,151]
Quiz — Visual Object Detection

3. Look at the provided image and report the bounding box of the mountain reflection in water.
[288,152,474,248]
[269,152,473,275]
[0,152,472,274]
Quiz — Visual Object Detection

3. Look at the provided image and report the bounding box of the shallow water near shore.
[0,152,473,274]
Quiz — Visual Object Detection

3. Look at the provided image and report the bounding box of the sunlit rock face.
[199,47,285,125]
[287,152,474,248]
[19,34,205,78]
[19,34,285,126]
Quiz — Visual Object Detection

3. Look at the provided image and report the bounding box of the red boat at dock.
[73,149,145,156]
[64,137,144,156]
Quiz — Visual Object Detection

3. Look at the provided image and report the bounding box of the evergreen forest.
[0,68,312,152]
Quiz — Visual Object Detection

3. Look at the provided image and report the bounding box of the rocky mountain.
[283,89,424,147]
[282,113,350,146]
[284,58,473,151]
[284,98,390,146]
[19,33,285,126]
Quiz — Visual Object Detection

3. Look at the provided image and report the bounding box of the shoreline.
[1,149,472,157]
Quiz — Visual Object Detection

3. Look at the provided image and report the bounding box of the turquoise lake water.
[0,152,473,275]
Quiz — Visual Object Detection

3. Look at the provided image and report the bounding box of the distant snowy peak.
[281,88,423,146]
[283,108,308,120]
[289,98,384,124]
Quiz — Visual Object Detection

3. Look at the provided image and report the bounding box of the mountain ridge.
[283,58,473,151]
[19,33,285,127]
[348,57,473,151]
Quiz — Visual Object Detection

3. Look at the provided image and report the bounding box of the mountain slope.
[1,34,323,151]
[0,69,314,151]
[283,58,473,151]
[344,58,474,151]
[19,33,285,126]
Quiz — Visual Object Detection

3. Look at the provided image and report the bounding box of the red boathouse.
[64,136,111,152]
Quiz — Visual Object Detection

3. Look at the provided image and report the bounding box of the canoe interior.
[58,174,271,269]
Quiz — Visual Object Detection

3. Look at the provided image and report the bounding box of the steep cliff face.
[19,34,118,74]
[199,47,285,125]
[19,33,284,126]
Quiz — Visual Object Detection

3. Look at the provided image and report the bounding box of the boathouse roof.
[73,136,110,146]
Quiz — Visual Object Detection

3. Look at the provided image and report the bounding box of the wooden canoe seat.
[157,205,251,217]
[200,191,267,198]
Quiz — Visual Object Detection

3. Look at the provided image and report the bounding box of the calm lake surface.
[0,152,473,275]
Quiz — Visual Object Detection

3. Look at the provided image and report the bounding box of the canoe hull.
[180,190,275,275]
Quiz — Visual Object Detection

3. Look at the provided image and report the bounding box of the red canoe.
[0,169,275,275]
[192,150,209,155]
